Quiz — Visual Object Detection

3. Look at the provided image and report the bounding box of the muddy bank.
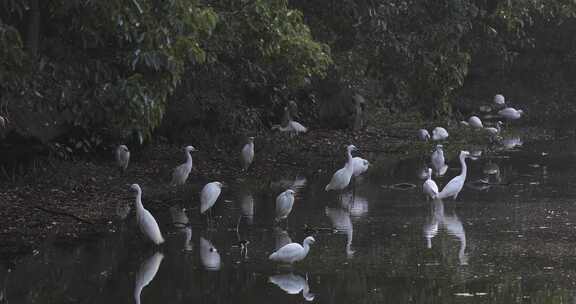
[0,121,541,260]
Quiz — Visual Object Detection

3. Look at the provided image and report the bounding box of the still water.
[4,136,576,303]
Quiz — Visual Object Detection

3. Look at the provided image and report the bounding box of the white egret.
[352,157,369,177]
[432,127,449,141]
[240,137,255,171]
[269,273,315,301]
[325,145,357,191]
[0,116,5,128]
[417,129,430,141]
[171,146,197,186]
[498,107,523,120]
[269,236,315,264]
[468,116,483,129]
[275,189,295,223]
[115,145,130,173]
[437,151,470,200]
[422,168,438,200]
[501,136,523,149]
[431,145,446,176]
[485,121,503,135]
[494,94,505,106]
[130,184,165,245]
[200,237,221,271]
[200,181,223,217]
[272,120,308,136]
[134,252,164,304]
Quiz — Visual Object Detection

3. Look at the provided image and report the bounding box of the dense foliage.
[1,0,576,152]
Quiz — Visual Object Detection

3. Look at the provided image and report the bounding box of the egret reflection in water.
[200,237,221,271]
[423,199,468,265]
[134,252,164,304]
[269,273,315,301]
[325,206,354,257]
[339,192,368,218]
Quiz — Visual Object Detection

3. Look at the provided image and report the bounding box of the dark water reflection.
[6,137,576,303]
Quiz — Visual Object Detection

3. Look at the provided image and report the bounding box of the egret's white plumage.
[468,116,483,129]
[494,94,505,106]
[200,237,221,270]
[423,199,443,249]
[432,127,449,141]
[134,252,164,304]
[485,121,503,135]
[325,207,354,257]
[269,273,315,301]
[268,236,315,264]
[115,145,130,172]
[423,168,438,200]
[240,137,255,171]
[272,117,308,136]
[275,189,296,222]
[171,146,197,186]
[444,213,467,265]
[130,184,164,245]
[200,181,223,214]
[417,129,430,141]
[0,116,5,128]
[352,157,369,177]
[325,145,357,191]
[498,107,523,120]
[431,145,445,176]
[437,151,470,200]
[460,121,470,127]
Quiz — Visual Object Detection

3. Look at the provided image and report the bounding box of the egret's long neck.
[345,149,354,168]
[135,189,143,211]
[302,241,311,257]
[185,150,193,167]
[459,155,467,177]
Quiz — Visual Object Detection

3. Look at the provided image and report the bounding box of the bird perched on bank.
[171,146,197,186]
[498,107,523,120]
[240,137,255,171]
[485,121,503,135]
[437,151,470,200]
[200,181,223,217]
[325,145,357,191]
[423,168,438,200]
[130,184,165,245]
[272,120,308,136]
[115,145,130,173]
[275,189,295,223]
[432,127,449,141]
[269,236,315,264]
[417,129,430,141]
[494,94,505,107]
[468,116,483,129]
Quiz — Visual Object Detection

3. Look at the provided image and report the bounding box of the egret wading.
[468,116,483,129]
[432,127,449,141]
[423,168,439,200]
[275,189,295,223]
[268,236,315,264]
[200,181,223,224]
[417,129,430,141]
[115,145,130,173]
[325,145,357,192]
[431,145,446,176]
[494,94,505,107]
[171,146,197,186]
[437,151,470,200]
[240,137,255,171]
[130,184,165,245]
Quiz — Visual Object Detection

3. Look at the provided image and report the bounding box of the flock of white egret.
[116,93,521,267]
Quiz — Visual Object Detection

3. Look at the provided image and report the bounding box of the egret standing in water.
[275,189,296,223]
[438,151,470,200]
[432,127,449,141]
[417,129,430,141]
[200,181,223,223]
[325,145,357,191]
[130,184,165,245]
[115,145,130,173]
[269,236,315,264]
[468,116,483,129]
[431,145,446,176]
[423,168,438,200]
[171,146,197,186]
[240,137,255,171]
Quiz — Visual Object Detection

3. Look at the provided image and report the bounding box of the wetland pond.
[4,135,576,303]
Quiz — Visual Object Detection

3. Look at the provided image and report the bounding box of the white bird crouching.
[325,145,357,191]
[437,151,470,200]
[115,145,130,172]
[352,157,369,177]
[269,236,315,264]
[467,116,483,129]
[275,189,296,222]
[240,137,255,171]
[272,120,308,135]
[200,181,223,214]
[494,94,505,106]
[130,184,165,245]
[171,146,197,186]
[423,168,439,200]
[498,107,523,120]
[432,127,449,141]
[417,129,430,141]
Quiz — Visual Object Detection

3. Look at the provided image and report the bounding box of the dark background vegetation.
[1,0,576,161]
